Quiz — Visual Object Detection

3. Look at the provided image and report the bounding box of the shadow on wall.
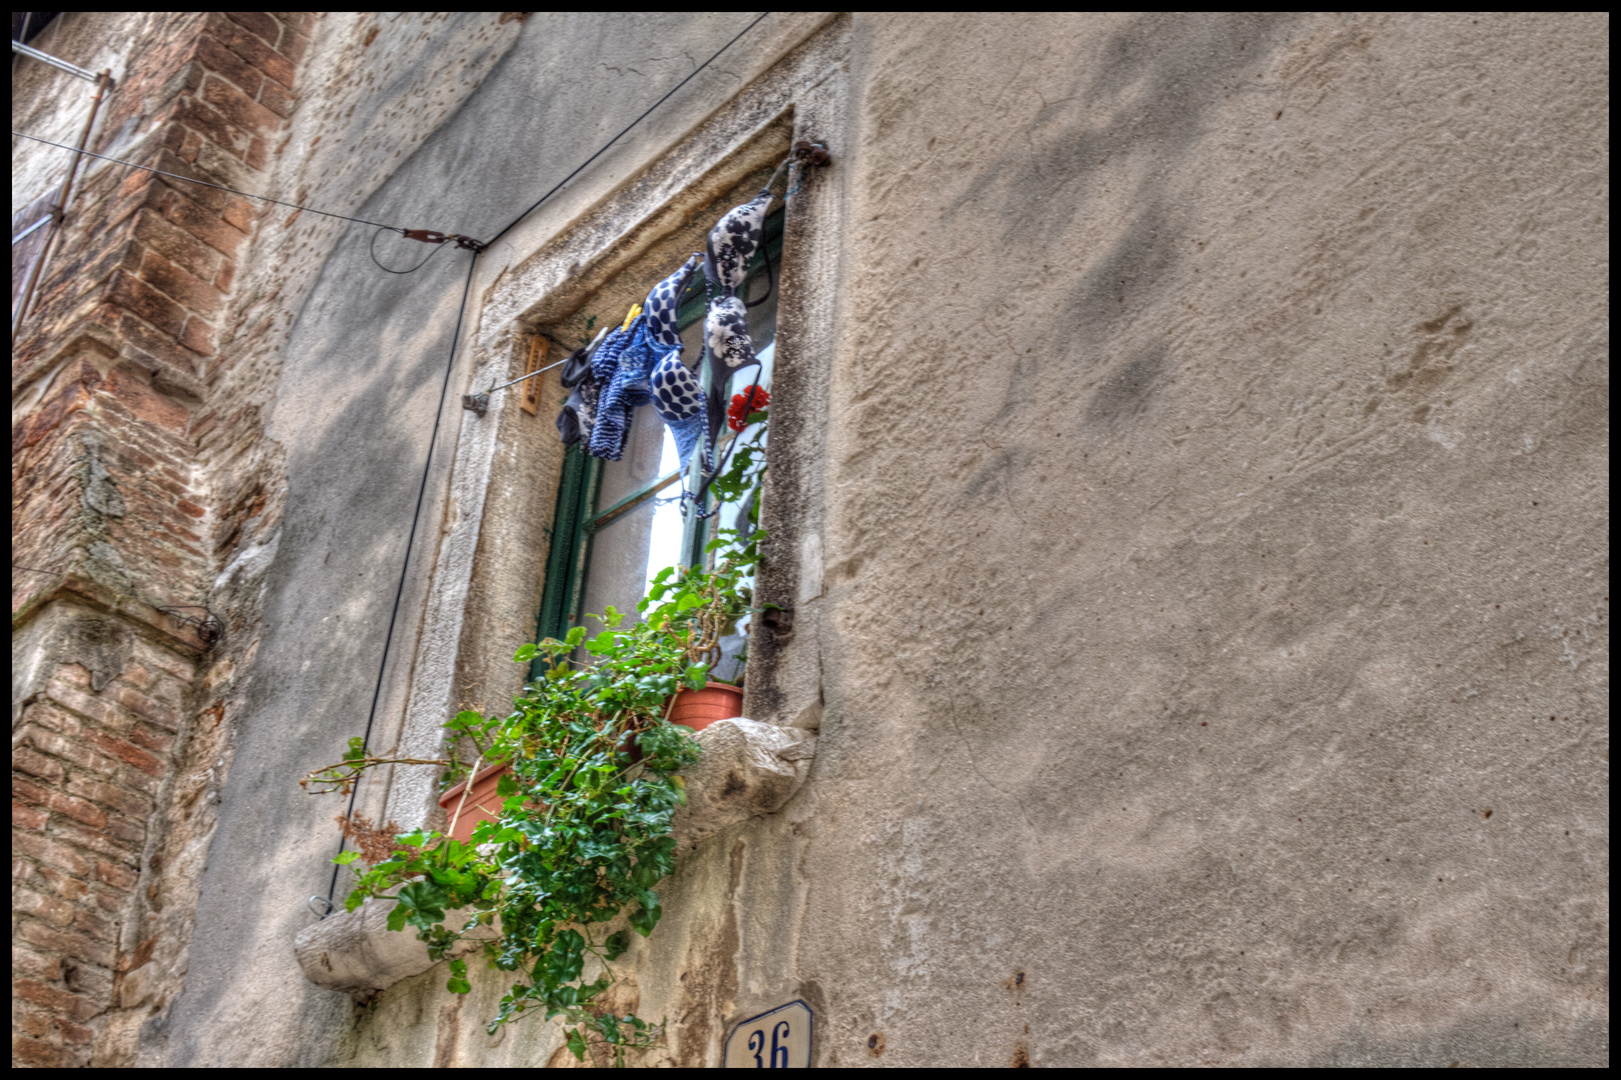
[950,13,1304,420]
[1297,1011,1609,1068]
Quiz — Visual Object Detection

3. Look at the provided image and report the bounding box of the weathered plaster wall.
[132,11,842,1068]
[34,10,1600,1069]
[789,11,1607,1067]
[323,10,1608,1071]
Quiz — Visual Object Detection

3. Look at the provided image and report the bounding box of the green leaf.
[628,902,660,938]
[386,902,408,933]
[446,957,471,994]
[565,625,586,647]
[603,929,630,961]
[333,850,360,865]
[683,663,708,690]
[566,1029,588,1061]
[399,880,449,930]
[514,643,538,663]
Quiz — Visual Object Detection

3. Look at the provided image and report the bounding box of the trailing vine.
[303,530,764,1066]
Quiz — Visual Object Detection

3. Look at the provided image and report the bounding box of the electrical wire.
[11,130,413,234]
[484,11,772,246]
[322,251,480,912]
[368,225,452,275]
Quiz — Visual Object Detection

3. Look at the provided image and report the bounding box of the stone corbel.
[668,717,816,846]
[294,717,815,998]
[293,895,495,999]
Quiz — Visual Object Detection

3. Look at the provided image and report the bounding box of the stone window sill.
[294,718,815,998]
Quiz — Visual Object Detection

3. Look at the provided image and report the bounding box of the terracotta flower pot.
[666,681,743,733]
[437,761,510,845]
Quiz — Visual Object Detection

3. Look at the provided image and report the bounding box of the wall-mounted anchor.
[402,229,486,253]
[791,140,831,167]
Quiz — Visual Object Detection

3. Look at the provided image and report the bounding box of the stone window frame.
[533,200,787,653]
[368,21,848,838]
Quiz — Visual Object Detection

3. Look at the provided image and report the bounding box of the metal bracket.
[461,392,489,416]
[791,140,831,167]
[402,229,487,253]
[761,603,795,637]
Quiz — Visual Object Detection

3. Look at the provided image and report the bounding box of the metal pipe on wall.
[11,65,113,346]
[11,38,102,83]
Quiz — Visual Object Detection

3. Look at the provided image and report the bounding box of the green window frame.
[536,206,784,646]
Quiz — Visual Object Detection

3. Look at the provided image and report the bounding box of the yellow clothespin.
[620,303,642,332]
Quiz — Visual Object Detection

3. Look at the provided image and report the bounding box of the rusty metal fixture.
[158,604,224,647]
[401,228,487,252]
[791,139,831,167]
[12,67,114,346]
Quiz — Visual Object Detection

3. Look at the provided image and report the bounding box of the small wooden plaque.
[519,335,546,415]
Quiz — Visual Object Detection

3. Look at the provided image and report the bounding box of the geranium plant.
[302,530,764,1066]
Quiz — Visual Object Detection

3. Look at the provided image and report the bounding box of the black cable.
[12,130,410,233]
[12,563,62,577]
[323,252,479,911]
[369,225,451,275]
[313,12,775,913]
[484,11,772,246]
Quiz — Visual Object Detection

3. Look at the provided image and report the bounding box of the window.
[536,197,784,685]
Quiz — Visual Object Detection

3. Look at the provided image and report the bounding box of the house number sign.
[723,1000,813,1068]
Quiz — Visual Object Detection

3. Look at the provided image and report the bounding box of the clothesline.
[470,147,820,405]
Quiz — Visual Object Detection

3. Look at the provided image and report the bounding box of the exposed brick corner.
[11,13,314,1070]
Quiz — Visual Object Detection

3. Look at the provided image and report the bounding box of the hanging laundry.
[650,348,706,463]
[553,172,783,511]
[554,326,608,446]
[705,294,756,369]
[645,253,712,476]
[588,313,663,461]
[704,190,772,292]
[646,254,700,349]
[692,183,777,511]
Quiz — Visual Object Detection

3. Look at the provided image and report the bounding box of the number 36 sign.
[723,1000,813,1068]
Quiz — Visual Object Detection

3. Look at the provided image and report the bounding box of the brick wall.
[12,12,313,619]
[11,12,314,1069]
[12,624,196,1068]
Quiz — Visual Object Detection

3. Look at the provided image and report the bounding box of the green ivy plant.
[304,530,765,1066]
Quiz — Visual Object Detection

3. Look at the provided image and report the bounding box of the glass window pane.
[595,402,666,512]
[642,434,685,590]
[570,205,780,677]
[579,427,684,626]
[578,502,652,628]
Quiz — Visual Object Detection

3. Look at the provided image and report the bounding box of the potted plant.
[649,534,757,731]
[437,760,512,845]
[301,529,764,1065]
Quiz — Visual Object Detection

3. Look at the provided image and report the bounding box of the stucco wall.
[795,11,1608,1067]
[339,11,1608,1069]
[32,11,1602,1068]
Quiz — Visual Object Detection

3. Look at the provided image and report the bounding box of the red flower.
[727,385,770,432]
